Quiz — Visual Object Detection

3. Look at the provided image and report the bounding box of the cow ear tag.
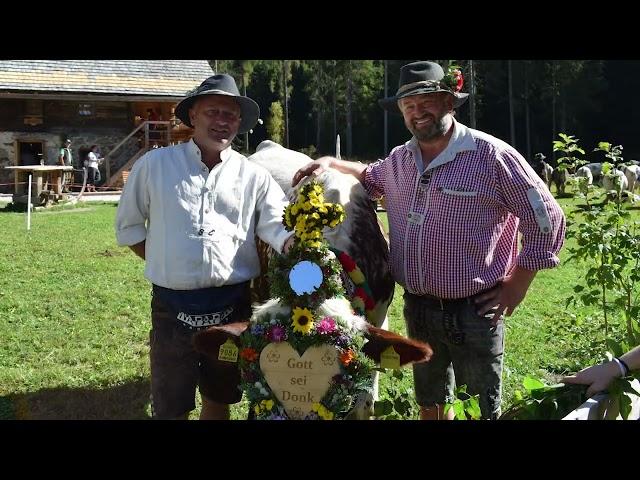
[380,346,400,370]
[218,338,239,363]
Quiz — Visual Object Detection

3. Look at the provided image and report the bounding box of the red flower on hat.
[453,69,464,92]
[444,65,464,93]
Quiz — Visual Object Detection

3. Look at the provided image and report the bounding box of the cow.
[602,168,628,201]
[582,162,604,185]
[575,165,594,186]
[531,153,553,188]
[247,140,395,329]
[623,164,640,194]
[551,168,570,197]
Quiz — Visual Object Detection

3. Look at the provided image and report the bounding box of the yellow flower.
[305,240,322,249]
[318,404,334,420]
[311,402,333,420]
[292,307,315,334]
[284,208,294,229]
[254,404,262,415]
[301,201,312,211]
[261,399,274,411]
[295,216,308,234]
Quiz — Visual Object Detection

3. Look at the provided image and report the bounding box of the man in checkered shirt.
[292,61,565,420]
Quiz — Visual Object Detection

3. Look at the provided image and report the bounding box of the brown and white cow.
[247,140,395,329]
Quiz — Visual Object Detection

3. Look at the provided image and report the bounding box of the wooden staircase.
[105,147,146,188]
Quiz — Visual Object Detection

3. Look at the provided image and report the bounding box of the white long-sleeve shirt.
[115,139,291,290]
[85,151,100,169]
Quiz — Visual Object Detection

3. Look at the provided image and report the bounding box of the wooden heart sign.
[260,342,340,419]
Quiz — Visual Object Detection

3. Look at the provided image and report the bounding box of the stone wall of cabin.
[0,98,135,193]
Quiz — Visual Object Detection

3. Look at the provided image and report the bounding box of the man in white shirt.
[115,74,294,420]
[58,138,73,192]
[84,145,103,192]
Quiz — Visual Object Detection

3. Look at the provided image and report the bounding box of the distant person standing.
[59,138,73,191]
[84,145,103,192]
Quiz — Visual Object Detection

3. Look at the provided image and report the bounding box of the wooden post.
[27,174,32,230]
[35,171,43,198]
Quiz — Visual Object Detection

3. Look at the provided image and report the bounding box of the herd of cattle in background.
[530,154,640,200]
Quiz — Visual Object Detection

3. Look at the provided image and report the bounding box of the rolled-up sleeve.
[254,171,292,253]
[115,155,150,246]
[495,149,566,271]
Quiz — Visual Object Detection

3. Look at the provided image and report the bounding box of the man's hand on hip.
[474,266,537,326]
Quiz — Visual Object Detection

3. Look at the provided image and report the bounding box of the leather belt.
[404,286,498,311]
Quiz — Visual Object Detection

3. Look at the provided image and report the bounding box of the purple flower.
[316,317,336,334]
[334,334,350,348]
[266,414,287,420]
[267,324,287,342]
[251,324,266,336]
[242,369,257,383]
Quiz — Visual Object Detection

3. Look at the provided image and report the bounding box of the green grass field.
[0,198,637,419]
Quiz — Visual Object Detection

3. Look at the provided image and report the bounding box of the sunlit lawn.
[1,196,637,419]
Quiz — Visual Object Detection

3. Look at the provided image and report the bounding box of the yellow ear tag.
[218,338,239,363]
[380,346,400,370]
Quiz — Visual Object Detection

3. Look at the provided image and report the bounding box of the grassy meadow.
[0,197,637,419]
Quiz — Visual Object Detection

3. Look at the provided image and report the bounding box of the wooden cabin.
[0,60,214,193]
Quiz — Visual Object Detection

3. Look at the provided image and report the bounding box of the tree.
[267,101,284,145]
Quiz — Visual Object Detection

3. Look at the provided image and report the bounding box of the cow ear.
[361,325,433,366]
[192,321,250,357]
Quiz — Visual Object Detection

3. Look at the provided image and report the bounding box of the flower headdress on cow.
[237,181,378,420]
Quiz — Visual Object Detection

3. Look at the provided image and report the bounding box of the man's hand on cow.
[474,267,536,326]
[291,157,334,187]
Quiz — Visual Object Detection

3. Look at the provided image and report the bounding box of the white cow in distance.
[602,168,628,201]
[576,165,594,186]
[623,164,640,194]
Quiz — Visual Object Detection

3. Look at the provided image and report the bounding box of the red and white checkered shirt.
[364,119,566,299]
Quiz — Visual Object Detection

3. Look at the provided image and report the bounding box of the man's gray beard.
[411,117,448,142]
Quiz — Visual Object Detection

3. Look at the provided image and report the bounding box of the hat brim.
[175,90,260,135]
[379,89,469,115]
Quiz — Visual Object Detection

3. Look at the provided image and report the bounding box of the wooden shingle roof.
[0,60,213,97]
